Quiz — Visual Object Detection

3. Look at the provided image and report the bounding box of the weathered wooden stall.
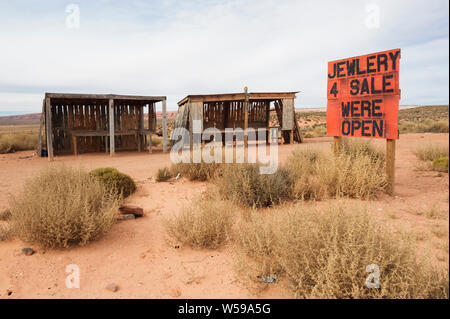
[38,93,167,161]
[172,89,302,145]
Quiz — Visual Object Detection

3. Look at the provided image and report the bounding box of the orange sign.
[326,49,400,139]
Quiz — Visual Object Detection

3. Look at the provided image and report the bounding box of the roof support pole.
[162,99,167,153]
[45,97,54,161]
[244,87,249,147]
[109,98,115,156]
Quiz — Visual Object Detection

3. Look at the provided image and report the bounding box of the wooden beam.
[109,98,115,156]
[333,136,341,154]
[386,139,396,195]
[244,87,249,147]
[37,99,45,156]
[162,99,167,153]
[45,97,54,161]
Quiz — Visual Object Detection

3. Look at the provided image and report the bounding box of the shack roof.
[178,91,299,106]
[45,93,166,102]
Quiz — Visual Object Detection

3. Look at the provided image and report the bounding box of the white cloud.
[0,0,448,113]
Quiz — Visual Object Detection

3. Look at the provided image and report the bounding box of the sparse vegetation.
[164,197,233,249]
[236,204,449,298]
[171,161,225,181]
[286,142,386,200]
[9,166,119,248]
[0,223,10,241]
[156,167,173,182]
[432,157,449,173]
[216,164,293,207]
[0,133,37,153]
[90,167,136,198]
[0,209,11,221]
[414,144,449,162]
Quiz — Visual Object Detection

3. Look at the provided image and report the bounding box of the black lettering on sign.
[377,54,388,72]
[350,79,359,95]
[361,120,371,136]
[373,120,384,137]
[347,59,356,76]
[372,99,383,117]
[361,100,371,117]
[330,82,339,97]
[383,74,394,93]
[371,77,381,94]
[351,120,362,135]
[342,102,350,117]
[336,62,346,78]
[367,55,377,74]
[342,120,351,135]
[356,59,366,75]
[389,50,400,71]
[328,63,336,79]
[360,78,370,95]
[351,101,361,117]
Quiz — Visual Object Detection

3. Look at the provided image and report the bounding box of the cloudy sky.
[0,0,448,115]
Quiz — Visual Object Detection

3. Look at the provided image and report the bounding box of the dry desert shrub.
[0,223,10,241]
[414,144,449,162]
[236,204,449,299]
[286,146,386,200]
[0,133,38,154]
[164,197,234,249]
[156,167,173,182]
[171,161,226,181]
[215,164,294,207]
[0,209,11,221]
[9,166,119,248]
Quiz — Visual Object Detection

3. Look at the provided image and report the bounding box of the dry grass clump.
[399,120,449,133]
[286,145,386,200]
[0,209,11,221]
[0,223,10,241]
[89,167,136,198]
[9,166,119,248]
[414,144,449,162]
[164,197,233,249]
[215,164,293,207]
[236,204,449,299]
[156,167,173,182]
[171,161,226,181]
[0,133,37,153]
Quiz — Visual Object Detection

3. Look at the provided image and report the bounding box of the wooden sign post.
[326,49,401,195]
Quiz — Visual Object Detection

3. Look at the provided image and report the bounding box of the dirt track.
[0,133,448,298]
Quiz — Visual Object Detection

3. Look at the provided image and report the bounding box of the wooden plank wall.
[50,99,146,155]
[203,100,269,130]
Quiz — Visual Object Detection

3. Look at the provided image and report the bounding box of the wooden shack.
[172,88,302,145]
[38,93,167,161]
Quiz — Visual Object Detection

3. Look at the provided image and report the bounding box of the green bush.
[156,167,173,182]
[9,166,119,248]
[90,168,136,198]
[433,157,449,173]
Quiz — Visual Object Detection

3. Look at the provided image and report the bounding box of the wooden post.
[72,135,77,156]
[109,98,115,156]
[244,86,249,147]
[37,99,45,156]
[45,97,54,161]
[386,139,396,195]
[162,99,167,153]
[333,136,341,154]
[148,103,152,153]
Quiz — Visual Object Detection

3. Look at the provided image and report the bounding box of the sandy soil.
[0,133,448,299]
